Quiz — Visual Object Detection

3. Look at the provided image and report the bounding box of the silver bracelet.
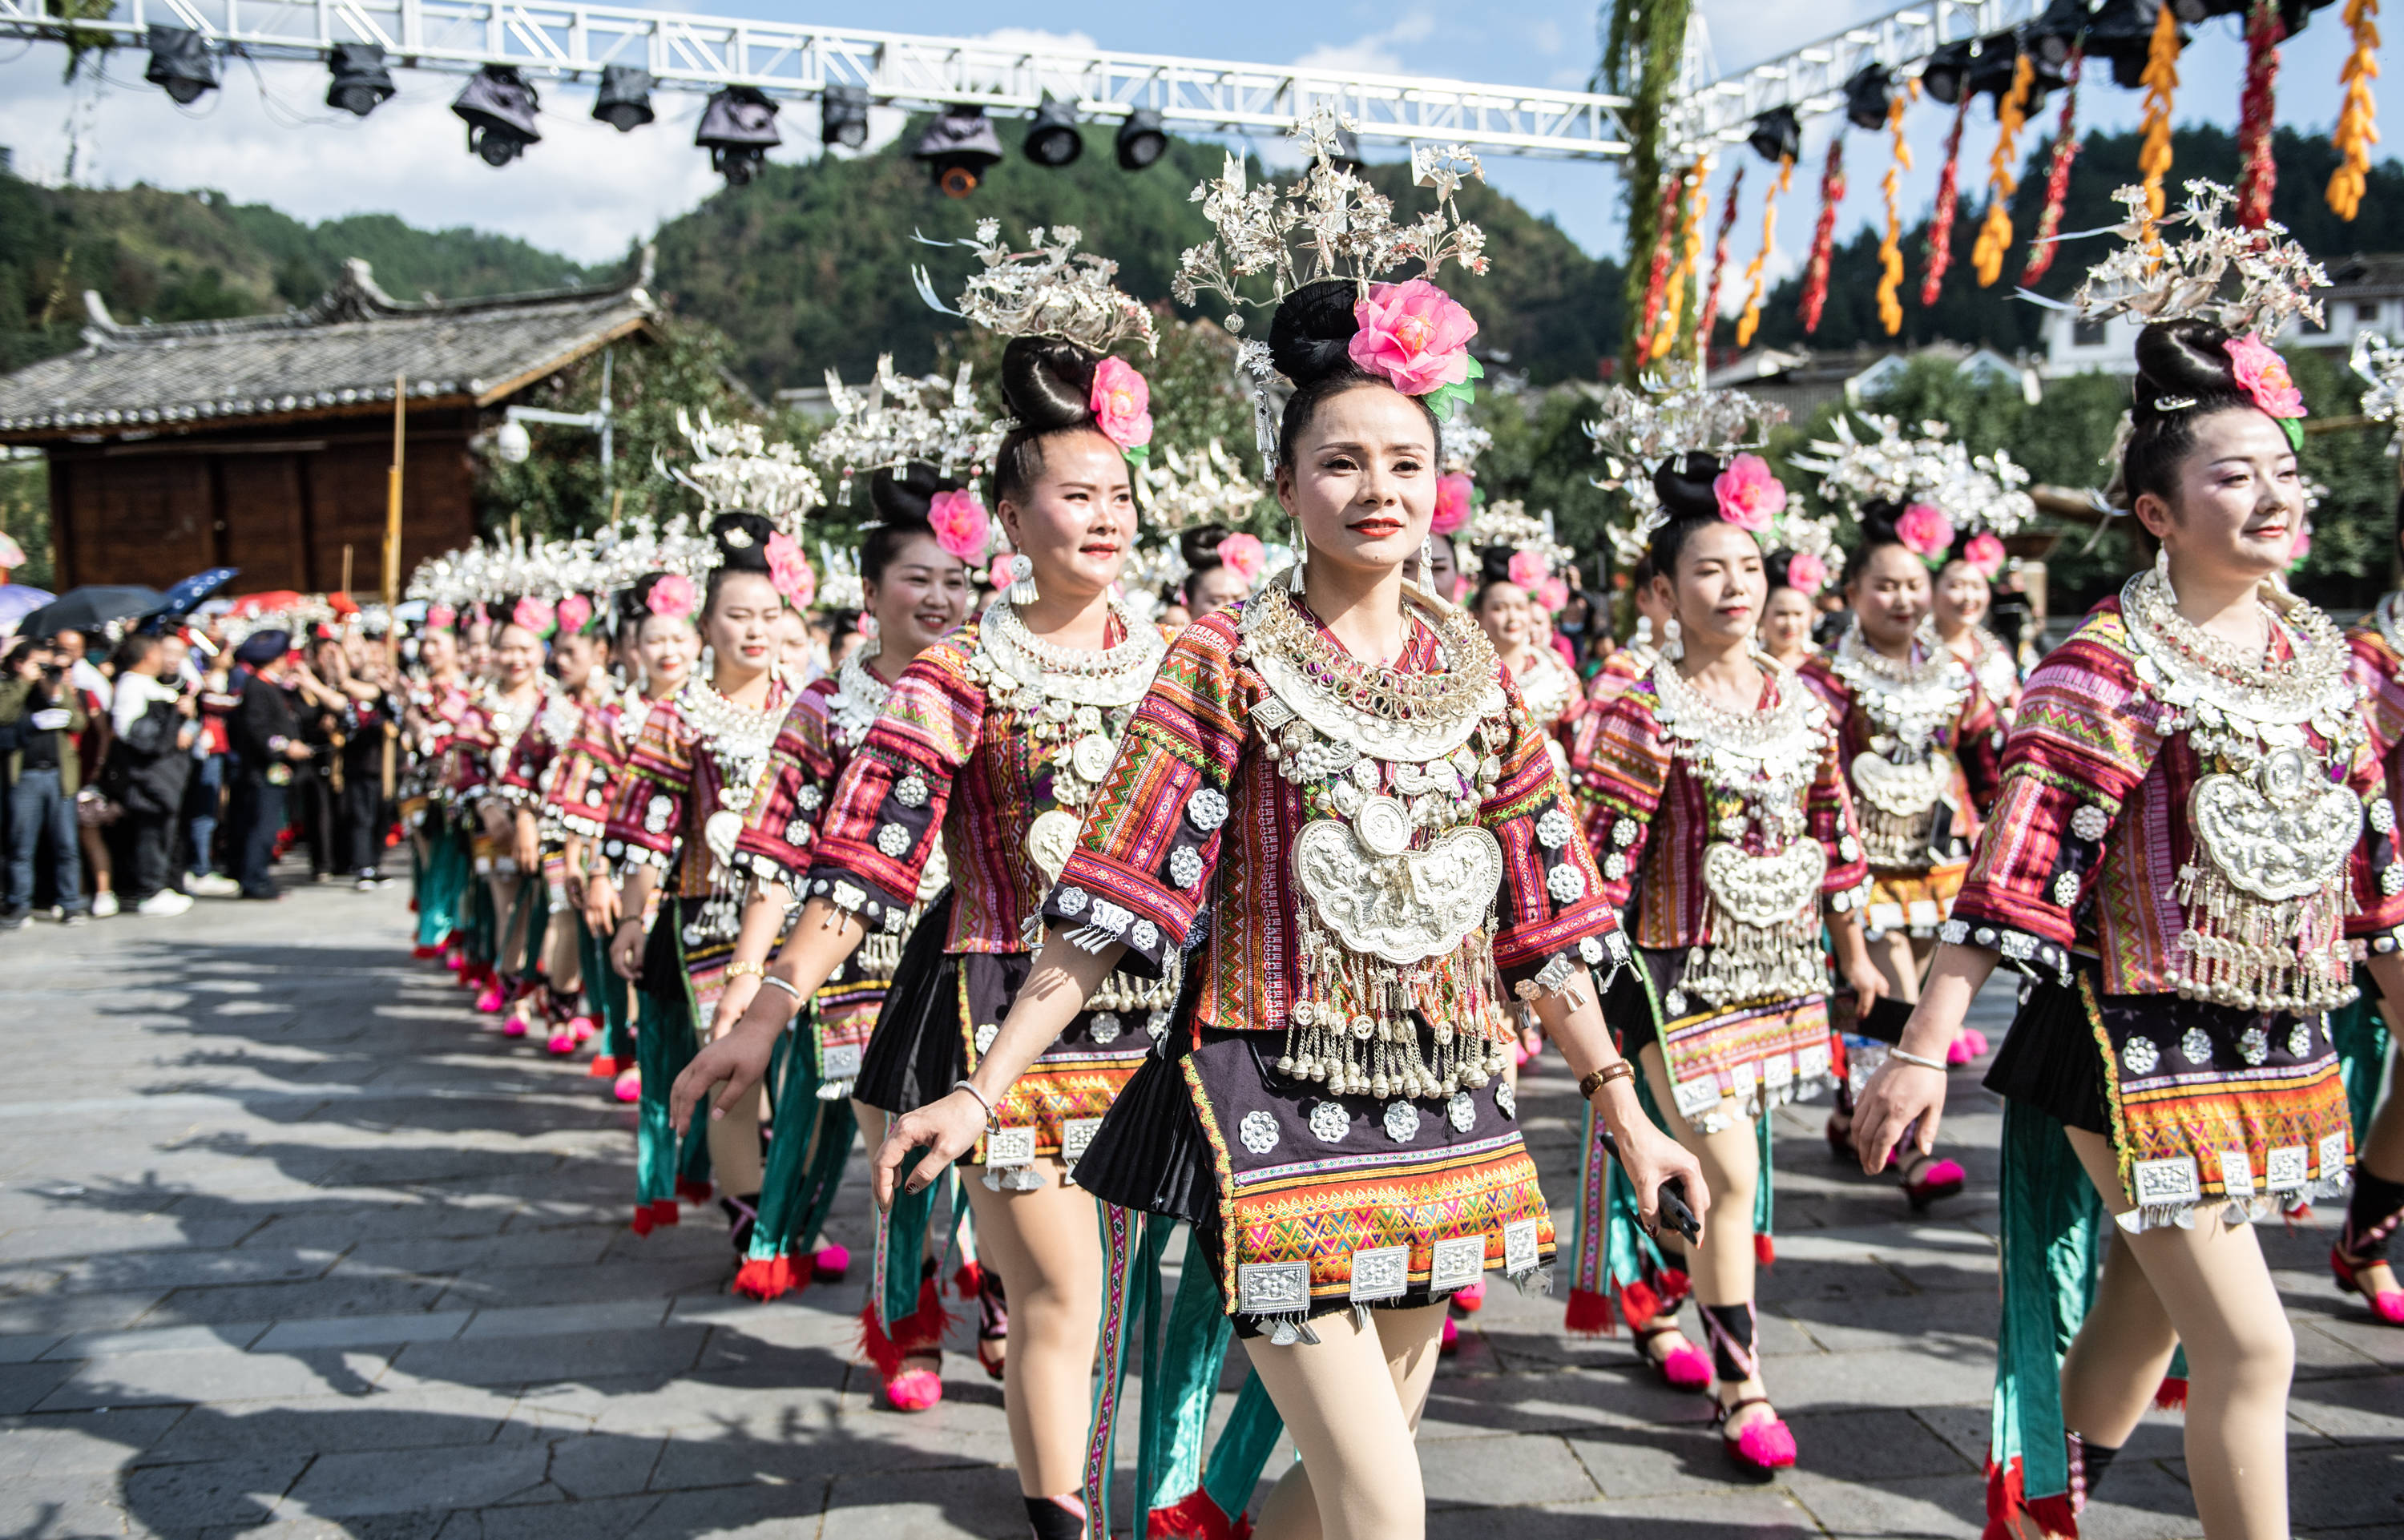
[759,973,803,1003]
[951,1078,999,1128]
[1889,1047,1949,1072]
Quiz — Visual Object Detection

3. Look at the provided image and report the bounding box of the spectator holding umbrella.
[0,633,91,929]
[102,633,197,916]
[224,631,310,901]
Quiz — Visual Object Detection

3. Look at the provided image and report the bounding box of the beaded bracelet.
[725,961,765,982]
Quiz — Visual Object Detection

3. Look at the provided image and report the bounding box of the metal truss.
[0,0,1636,159]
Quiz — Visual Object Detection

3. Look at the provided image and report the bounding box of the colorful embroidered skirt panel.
[1862,861,1966,938]
[958,951,1157,1166]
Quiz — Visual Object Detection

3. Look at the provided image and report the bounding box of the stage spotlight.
[914,104,1003,198]
[144,26,218,106]
[698,87,781,185]
[326,42,396,118]
[1025,96,1083,167]
[2025,0,2094,68]
[1919,39,1975,106]
[454,66,542,167]
[593,66,655,132]
[1841,66,1894,131]
[821,85,871,150]
[1115,107,1168,171]
[2086,0,2180,88]
[1746,107,1800,163]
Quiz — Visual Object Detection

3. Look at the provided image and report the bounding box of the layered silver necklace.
[1829,619,1970,868]
[1648,652,1831,1013]
[827,640,893,752]
[2121,563,2366,1011]
[679,670,788,873]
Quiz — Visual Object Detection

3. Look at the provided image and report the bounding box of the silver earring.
[1418,536,1435,587]
[1006,552,1039,607]
[1661,615,1684,662]
[1292,518,1308,579]
[2152,542,2176,603]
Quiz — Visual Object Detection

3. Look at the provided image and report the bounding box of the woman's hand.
[610,917,646,980]
[1850,1056,1949,1175]
[1841,952,1887,1011]
[870,1090,994,1209]
[710,973,763,1039]
[510,812,539,875]
[1595,1084,1710,1240]
[583,873,621,935]
[668,1026,779,1138]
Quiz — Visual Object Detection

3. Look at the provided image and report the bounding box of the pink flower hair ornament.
[1536,575,1570,614]
[425,603,457,633]
[1894,502,1955,563]
[1216,533,1268,589]
[555,595,594,637]
[1712,454,1787,533]
[1088,357,1155,466]
[1961,532,2008,579]
[1349,279,1484,419]
[1506,549,1547,591]
[1782,550,1829,597]
[510,596,557,639]
[1431,473,1474,536]
[2224,333,2306,449]
[927,489,993,565]
[765,533,815,610]
[648,573,697,622]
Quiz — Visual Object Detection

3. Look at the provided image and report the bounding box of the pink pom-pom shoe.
[613,1067,641,1103]
[2332,1247,2404,1324]
[812,1244,851,1284]
[1720,1399,1798,1472]
[884,1367,943,1412]
[1636,1324,1712,1391]
[1903,1156,1966,1210]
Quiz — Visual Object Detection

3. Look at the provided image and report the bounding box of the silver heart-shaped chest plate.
[1849,749,1954,820]
[1293,820,1503,966]
[2189,770,2360,903]
[1702,839,1827,929]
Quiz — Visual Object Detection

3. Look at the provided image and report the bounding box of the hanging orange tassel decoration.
[2139,0,2181,228]
[1972,54,2037,287]
[1920,95,1971,306]
[1877,85,1915,337]
[1652,163,1711,363]
[2237,2,2285,228]
[1799,135,1845,335]
[1700,164,1745,367]
[1635,172,1683,361]
[1735,155,1793,349]
[2327,0,2381,220]
[2021,52,2083,284]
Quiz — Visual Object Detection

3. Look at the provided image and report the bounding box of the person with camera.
[0,635,92,929]
[102,633,199,916]
[223,631,313,901]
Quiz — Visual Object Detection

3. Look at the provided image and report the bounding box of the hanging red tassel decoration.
[1799,135,1845,335]
[1921,95,1972,306]
[1698,164,1745,369]
[2021,53,2083,284]
[1634,173,1683,361]
[2237,1,2285,228]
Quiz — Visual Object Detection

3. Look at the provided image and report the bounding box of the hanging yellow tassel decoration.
[2139,0,2181,231]
[1735,155,1793,349]
[1972,54,2036,287]
[2327,0,2380,220]
[1652,161,1710,364]
[1878,87,1914,336]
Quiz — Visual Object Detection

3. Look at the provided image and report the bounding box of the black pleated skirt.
[853,890,962,1119]
[1982,970,2110,1135]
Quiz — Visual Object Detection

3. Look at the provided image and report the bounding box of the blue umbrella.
[143,567,240,627]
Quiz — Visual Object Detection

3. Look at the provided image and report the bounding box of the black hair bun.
[1269,278,1363,388]
[1478,545,1519,588]
[2132,317,2244,422]
[999,336,1099,433]
[1764,550,1796,592]
[1857,497,1906,550]
[620,573,668,624]
[1180,524,1229,572]
[490,593,527,631]
[869,462,955,525]
[1652,451,1724,522]
[711,511,776,573]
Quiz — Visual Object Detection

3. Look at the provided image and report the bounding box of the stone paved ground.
[2,871,2400,1539]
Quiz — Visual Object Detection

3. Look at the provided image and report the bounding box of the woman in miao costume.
[672,224,1174,1539]
[399,598,474,962]
[1464,502,1585,776]
[604,414,818,1241]
[1854,183,2404,1540]
[1932,522,2032,726]
[1792,415,2007,1194]
[708,361,991,1401]
[566,558,704,1103]
[457,590,558,1018]
[1758,550,1833,671]
[2335,328,2404,1328]
[1575,381,1880,1473]
[858,119,1706,1540]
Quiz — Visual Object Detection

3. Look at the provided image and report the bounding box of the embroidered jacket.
[602,678,797,901]
[1033,603,1625,1035]
[495,691,589,822]
[734,675,848,888]
[2347,598,2404,797]
[1579,668,1870,949]
[548,695,647,841]
[450,687,547,808]
[1798,641,2003,869]
[1947,598,2404,991]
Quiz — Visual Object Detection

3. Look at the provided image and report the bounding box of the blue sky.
[0,1,2369,291]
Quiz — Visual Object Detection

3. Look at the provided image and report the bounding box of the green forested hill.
[0,175,602,372]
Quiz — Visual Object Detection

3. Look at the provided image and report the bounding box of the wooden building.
[0,252,658,592]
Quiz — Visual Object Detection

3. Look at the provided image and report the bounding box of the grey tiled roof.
[0,248,657,437]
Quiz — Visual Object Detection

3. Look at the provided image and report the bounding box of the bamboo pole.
[382,375,405,802]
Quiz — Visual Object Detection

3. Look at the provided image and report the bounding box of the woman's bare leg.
[1245,1301,1448,1540]
[962,1163,1103,1499]
[2063,1127,2293,1540]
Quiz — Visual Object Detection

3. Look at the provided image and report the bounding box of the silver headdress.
[812,355,1007,503]
[2354,331,2404,454]
[1172,106,1491,467]
[1585,367,1791,566]
[659,408,824,530]
[916,220,1157,357]
[2070,179,2329,337]
[1440,414,1494,478]
[1462,500,1575,577]
[817,543,865,612]
[1791,413,2032,542]
[1139,439,1267,534]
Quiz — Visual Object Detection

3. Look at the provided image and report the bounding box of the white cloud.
[1291,9,1439,79]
